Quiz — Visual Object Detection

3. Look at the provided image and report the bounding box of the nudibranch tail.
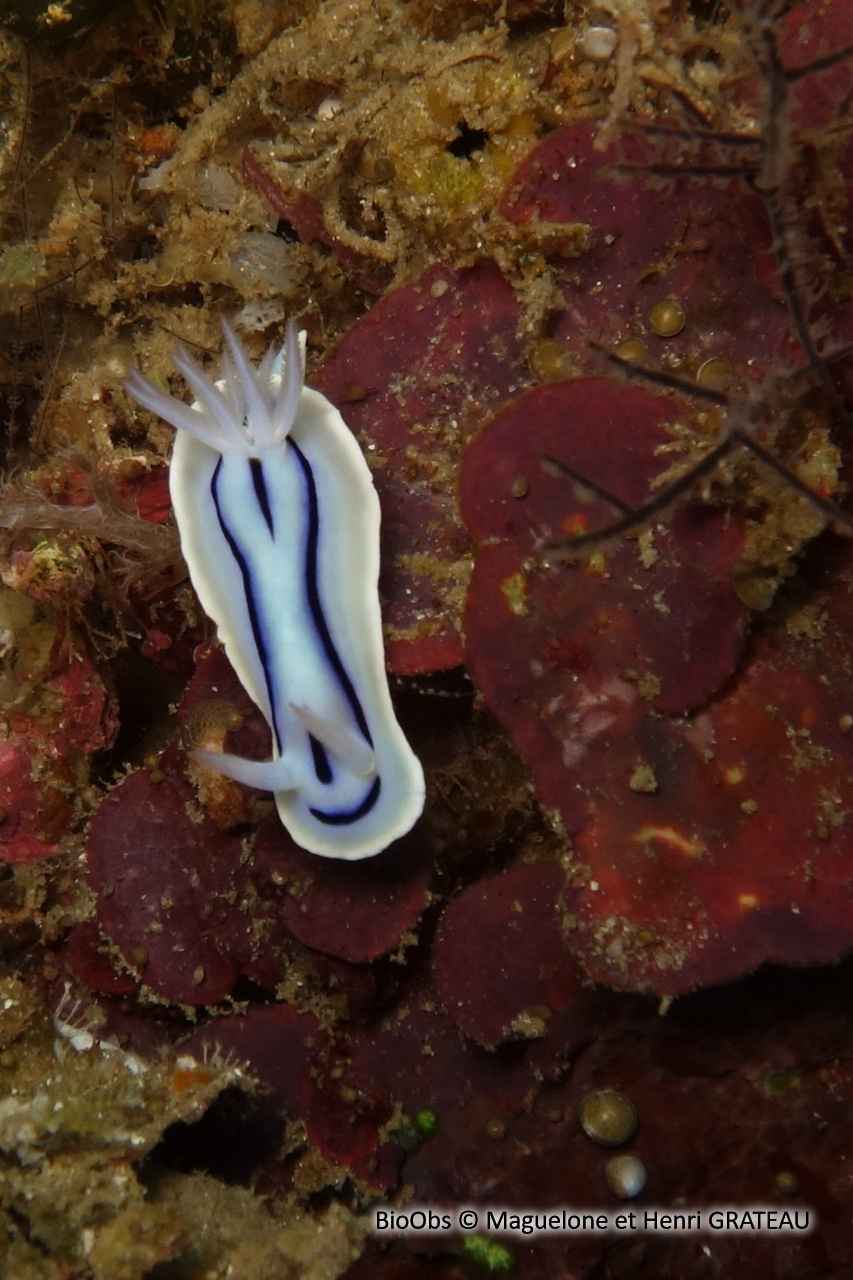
[191,749,299,792]
[125,318,426,860]
[289,703,377,777]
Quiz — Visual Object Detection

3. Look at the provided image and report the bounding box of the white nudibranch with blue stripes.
[125,320,425,860]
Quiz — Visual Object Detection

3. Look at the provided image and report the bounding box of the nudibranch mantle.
[126,321,425,860]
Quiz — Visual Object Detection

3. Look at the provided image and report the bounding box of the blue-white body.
[126,322,425,860]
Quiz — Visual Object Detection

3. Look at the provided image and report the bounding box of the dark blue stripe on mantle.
[249,457,274,536]
[289,439,373,748]
[211,447,374,788]
[310,775,381,825]
[309,734,332,784]
[211,457,282,755]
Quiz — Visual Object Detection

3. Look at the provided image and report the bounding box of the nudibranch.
[125,320,425,860]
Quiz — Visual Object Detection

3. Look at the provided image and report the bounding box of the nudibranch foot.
[126,319,425,860]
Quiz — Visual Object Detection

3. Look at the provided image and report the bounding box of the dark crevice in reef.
[446,121,489,159]
[140,1088,286,1187]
